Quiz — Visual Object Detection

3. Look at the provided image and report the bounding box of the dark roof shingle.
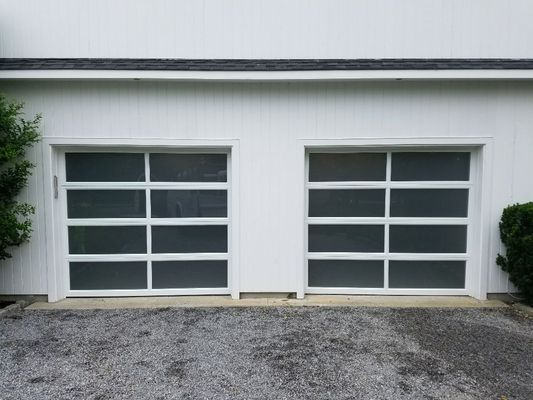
[1,58,533,71]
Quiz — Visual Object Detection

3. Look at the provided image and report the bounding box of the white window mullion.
[387,253,469,261]
[67,254,149,262]
[307,252,386,260]
[63,182,229,190]
[145,152,152,290]
[307,217,386,225]
[306,182,387,189]
[151,253,229,261]
[306,182,472,190]
[66,218,148,226]
[147,182,229,190]
[149,218,229,226]
[307,217,469,225]
[384,151,391,289]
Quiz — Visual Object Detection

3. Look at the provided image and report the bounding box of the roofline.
[2,58,533,81]
[2,69,533,81]
[3,58,533,70]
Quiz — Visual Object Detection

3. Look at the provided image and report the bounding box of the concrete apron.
[26,295,508,310]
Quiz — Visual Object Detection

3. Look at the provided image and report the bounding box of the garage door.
[62,150,231,296]
[306,150,472,294]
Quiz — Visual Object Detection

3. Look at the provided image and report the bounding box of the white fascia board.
[1,69,533,81]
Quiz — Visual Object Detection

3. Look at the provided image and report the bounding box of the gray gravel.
[0,307,532,400]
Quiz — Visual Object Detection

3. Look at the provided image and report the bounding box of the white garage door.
[62,150,231,296]
[306,150,473,294]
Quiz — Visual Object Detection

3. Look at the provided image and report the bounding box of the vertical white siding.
[0,139,47,295]
[1,80,532,295]
[1,0,533,58]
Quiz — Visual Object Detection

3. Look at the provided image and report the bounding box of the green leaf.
[0,94,41,260]
[498,202,533,305]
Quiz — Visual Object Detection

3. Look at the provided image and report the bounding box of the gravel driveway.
[0,307,531,400]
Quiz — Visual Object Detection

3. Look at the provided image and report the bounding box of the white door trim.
[42,137,240,301]
[296,136,493,300]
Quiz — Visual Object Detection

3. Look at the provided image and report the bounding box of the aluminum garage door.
[306,150,473,294]
[62,150,231,296]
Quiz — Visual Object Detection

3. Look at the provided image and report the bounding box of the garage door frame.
[298,136,493,300]
[42,138,240,301]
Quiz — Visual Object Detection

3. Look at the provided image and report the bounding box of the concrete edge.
[0,303,22,318]
[25,296,509,310]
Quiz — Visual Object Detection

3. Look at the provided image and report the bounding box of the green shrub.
[0,95,41,260]
[496,202,533,305]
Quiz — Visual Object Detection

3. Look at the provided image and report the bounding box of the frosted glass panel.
[390,189,469,218]
[152,261,227,288]
[308,260,384,287]
[70,262,147,290]
[309,153,386,182]
[66,153,145,182]
[68,226,147,254]
[308,225,384,252]
[391,152,470,181]
[151,190,227,218]
[150,153,227,182]
[152,226,227,253]
[389,225,467,253]
[389,261,466,288]
[67,190,146,218]
[309,189,385,217]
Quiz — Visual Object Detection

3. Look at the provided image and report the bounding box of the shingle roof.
[1,58,533,71]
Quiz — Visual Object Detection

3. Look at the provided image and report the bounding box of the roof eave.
[0,69,533,82]
[2,69,533,81]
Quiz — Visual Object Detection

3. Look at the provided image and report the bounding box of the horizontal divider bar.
[306,182,472,189]
[305,288,468,295]
[307,253,468,260]
[67,253,229,262]
[67,218,229,226]
[67,288,231,297]
[307,253,385,260]
[151,253,229,261]
[150,219,229,226]
[67,219,147,226]
[307,218,468,225]
[63,182,229,190]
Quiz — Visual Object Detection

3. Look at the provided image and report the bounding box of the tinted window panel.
[70,261,147,290]
[389,261,466,289]
[66,153,145,182]
[68,226,147,254]
[152,261,227,288]
[309,189,385,217]
[151,190,227,218]
[150,154,227,182]
[308,260,384,287]
[389,225,467,253]
[390,189,469,218]
[152,226,227,253]
[391,152,470,181]
[308,225,384,253]
[309,153,386,182]
[67,190,146,219]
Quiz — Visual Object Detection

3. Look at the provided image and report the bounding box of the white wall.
[0,80,532,296]
[1,0,533,59]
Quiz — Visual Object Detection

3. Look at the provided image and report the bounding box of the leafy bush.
[0,95,41,260]
[496,202,533,305]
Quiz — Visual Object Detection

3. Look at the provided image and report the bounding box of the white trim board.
[296,136,493,300]
[42,138,240,302]
[3,69,533,81]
